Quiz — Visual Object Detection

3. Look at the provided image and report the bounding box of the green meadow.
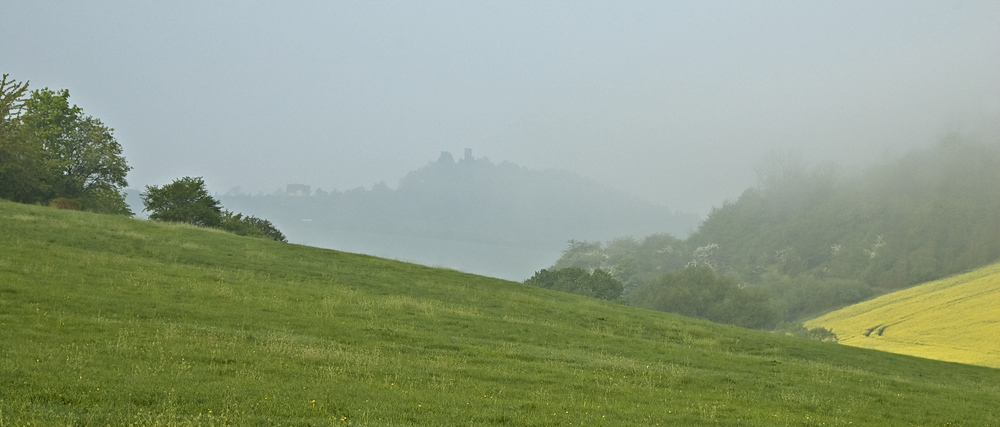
[2,200,1000,426]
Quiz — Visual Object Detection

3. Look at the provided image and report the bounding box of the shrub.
[525,267,624,301]
[48,197,81,210]
[775,323,839,342]
[221,210,287,242]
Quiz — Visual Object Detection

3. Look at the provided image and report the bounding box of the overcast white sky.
[4,1,998,215]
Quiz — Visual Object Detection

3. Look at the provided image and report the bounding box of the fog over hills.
[131,152,699,280]
[8,3,997,218]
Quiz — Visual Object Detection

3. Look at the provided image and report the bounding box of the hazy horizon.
[4,1,999,216]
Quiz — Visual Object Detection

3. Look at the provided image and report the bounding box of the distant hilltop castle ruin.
[285,184,310,196]
[439,148,475,163]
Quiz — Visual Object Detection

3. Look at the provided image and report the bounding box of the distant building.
[286,184,311,196]
[464,148,472,161]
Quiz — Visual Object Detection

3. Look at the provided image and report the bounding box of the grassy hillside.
[806,263,1000,369]
[2,201,1000,426]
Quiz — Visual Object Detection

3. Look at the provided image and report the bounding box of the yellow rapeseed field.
[806,263,1000,368]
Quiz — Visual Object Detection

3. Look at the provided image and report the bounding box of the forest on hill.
[216,151,699,280]
[551,136,1000,324]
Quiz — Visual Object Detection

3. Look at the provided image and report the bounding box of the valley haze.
[4,1,998,216]
[127,152,700,281]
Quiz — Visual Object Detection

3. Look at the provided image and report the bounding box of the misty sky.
[4,1,999,215]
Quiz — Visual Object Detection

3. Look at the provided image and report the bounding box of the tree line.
[542,136,1000,330]
[1,74,283,241]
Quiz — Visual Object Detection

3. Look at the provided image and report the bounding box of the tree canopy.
[0,75,131,214]
[142,176,223,227]
[0,74,49,203]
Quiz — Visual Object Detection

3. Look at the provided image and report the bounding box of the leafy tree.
[0,74,29,139]
[0,74,50,203]
[1,78,131,214]
[20,88,132,214]
[142,176,223,227]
